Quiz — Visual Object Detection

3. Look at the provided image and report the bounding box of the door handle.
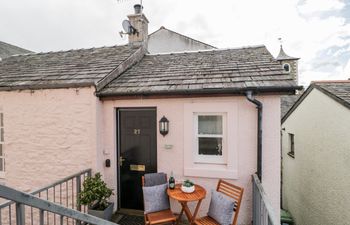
[119,156,126,166]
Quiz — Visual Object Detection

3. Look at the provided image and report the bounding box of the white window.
[0,112,4,176]
[184,102,238,179]
[194,113,227,164]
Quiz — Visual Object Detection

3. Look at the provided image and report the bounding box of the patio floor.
[112,209,189,225]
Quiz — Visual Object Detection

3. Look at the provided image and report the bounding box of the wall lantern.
[159,116,169,136]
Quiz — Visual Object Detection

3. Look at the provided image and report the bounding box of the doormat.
[114,214,144,225]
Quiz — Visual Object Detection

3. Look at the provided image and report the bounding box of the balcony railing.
[0,169,114,225]
[252,174,280,225]
[0,184,116,225]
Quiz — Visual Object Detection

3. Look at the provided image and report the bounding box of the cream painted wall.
[282,88,350,225]
[148,28,214,54]
[102,95,281,224]
[0,87,99,192]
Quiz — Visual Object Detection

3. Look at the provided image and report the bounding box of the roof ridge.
[312,80,350,84]
[6,44,129,58]
[147,45,266,56]
[282,81,350,122]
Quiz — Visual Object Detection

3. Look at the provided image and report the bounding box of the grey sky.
[1,0,349,86]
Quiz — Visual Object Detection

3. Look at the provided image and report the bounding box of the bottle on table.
[169,171,175,189]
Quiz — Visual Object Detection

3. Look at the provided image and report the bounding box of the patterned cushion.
[143,183,170,214]
[208,190,235,225]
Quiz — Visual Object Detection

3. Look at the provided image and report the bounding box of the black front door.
[117,108,157,210]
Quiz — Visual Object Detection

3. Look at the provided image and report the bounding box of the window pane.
[198,137,222,155]
[0,144,2,156]
[198,115,222,135]
[0,113,3,127]
[0,128,3,142]
[0,158,3,171]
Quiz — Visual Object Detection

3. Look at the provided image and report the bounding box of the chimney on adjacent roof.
[127,4,149,48]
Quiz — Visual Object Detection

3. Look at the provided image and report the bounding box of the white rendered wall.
[148,28,214,54]
[282,88,350,225]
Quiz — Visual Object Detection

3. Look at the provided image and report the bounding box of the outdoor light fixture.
[159,116,169,136]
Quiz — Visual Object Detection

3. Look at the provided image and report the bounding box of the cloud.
[298,0,345,15]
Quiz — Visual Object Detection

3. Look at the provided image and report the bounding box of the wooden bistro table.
[167,184,206,225]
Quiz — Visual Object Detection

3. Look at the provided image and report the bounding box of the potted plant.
[78,173,114,220]
[181,179,195,193]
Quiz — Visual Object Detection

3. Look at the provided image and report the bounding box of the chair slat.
[195,179,244,225]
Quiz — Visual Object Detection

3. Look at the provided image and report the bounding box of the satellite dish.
[119,19,138,38]
[122,20,131,33]
[122,20,133,34]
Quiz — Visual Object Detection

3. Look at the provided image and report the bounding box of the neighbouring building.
[281,80,350,225]
[0,41,32,59]
[0,5,300,224]
[148,26,215,54]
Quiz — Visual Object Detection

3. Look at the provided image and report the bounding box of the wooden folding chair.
[194,179,244,225]
[142,175,177,225]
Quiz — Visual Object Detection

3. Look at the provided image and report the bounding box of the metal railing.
[252,174,280,225]
[0,184,116,225]
[0,169,95,225]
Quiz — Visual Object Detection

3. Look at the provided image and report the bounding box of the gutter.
[97,85,302,98]
[246,91,263,181]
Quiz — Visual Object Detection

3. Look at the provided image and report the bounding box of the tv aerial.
[119,20,138,38]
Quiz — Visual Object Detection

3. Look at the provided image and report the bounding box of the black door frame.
[116,107,157,210]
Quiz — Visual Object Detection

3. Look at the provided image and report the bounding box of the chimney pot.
[134,4,142,14]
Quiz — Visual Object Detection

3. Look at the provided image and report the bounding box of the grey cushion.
[144,173,167,187]
[143,183,170,214]
[208,190,235,225]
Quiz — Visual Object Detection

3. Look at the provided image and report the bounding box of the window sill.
[184,167,238,179]
[287,152,295,158]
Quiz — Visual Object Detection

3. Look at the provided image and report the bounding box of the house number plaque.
[134,129,141,135]
[130,164,145,171]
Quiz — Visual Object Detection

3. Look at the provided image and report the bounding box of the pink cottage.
[0,6,300,225]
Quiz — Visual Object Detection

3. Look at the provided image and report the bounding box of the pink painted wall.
[0,88,281,224]
[101,96,281,224]
[0,87,99,192]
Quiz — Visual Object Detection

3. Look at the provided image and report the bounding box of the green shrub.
[78,173,113,210]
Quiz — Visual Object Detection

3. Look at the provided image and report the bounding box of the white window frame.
[193,113,227,164]
[184,102,238,179]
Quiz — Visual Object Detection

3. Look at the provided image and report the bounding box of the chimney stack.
[127,4,149,48]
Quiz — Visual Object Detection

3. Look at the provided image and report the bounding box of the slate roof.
[0,41,32,59]
[282,80,350,122]
[276,45,299,61]
[281,94,301,118]
[97,45,300,97]
[0,45,138,90]
[316,81,350,107]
